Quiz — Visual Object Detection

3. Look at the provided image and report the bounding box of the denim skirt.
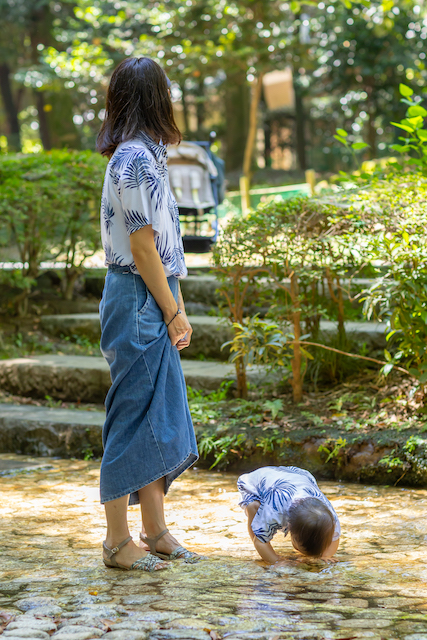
[99,265,198,505]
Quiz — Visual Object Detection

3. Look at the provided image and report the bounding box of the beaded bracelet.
[166,308,182,327]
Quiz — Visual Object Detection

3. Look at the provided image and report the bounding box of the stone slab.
[0,456,52,475]
[0,355,266,403]
[0,406,104,457]
[0,356,111,403]
[83,273,219,304]
[40,314,234,361]
[40,312,387,361]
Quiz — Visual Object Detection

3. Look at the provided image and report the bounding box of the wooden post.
[239,175,251,214]
[305,169,316,196]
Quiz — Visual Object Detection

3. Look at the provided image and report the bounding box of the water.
[1,455,427,639]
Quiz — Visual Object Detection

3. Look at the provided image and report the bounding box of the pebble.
[3,630,50,639]
[149,630,211,640]
[111,622,159,632]
[15,597,58,612]
[104,632,147,640]
[135,612,184,624]
[58,618,107,630]
[23,606,63,617]
[164,619,210,630]
[51,632,103,640]
[6,619,57,633]
[52,626,105,638]
[336,618,393,628]
[121,595,163,605]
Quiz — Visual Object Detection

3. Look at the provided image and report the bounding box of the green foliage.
[379,435,427,483]
[0,150,106,312]
[318,437,348,465]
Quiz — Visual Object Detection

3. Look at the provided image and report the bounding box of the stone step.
[83,271,377,308]
[40,313,233,361]
[0,404,105,458]
[0,355,269,402]
[40,312,388,361]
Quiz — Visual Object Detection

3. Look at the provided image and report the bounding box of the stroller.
[168,133,225,253]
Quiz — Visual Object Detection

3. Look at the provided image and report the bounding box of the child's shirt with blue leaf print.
[238,466,341,543]
[100,131,187,279]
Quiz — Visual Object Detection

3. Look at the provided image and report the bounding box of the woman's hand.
[166,309,193,349]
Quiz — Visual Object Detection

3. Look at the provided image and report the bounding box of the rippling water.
[1,455,427,640]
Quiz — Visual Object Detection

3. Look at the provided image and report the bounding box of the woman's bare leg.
[138,478,185,555]
[104,494,166,568]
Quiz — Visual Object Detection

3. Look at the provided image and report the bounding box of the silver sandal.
[103,536,167,571]
[140,528,200,563]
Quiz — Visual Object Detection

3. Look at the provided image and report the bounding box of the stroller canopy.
[168,141,218,210]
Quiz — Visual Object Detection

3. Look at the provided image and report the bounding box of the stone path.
[0,356,271,402]
[1,456,427,640]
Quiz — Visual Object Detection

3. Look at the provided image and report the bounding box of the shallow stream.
[1,456,427,640]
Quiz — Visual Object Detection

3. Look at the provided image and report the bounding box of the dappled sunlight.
[1,457,427,639]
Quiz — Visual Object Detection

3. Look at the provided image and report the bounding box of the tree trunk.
[48,91,81,149]
[196,77,205,134]
[224,71,249,172]
[293,72,307,172]
[290,272,303,403]
[242,72,264,183]
[35,91,52,150]
[0,63,21,151]
[264,112,272,168]
[180,82,190,133]
[63,268,80,300]
[367,107,377,159]
[236,356,248,400]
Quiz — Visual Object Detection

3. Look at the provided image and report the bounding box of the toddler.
[238,466,340,563]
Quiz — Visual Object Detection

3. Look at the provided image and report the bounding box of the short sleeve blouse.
[100,132,187,279]
[237,466,341,543]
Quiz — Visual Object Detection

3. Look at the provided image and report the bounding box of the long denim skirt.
[99,265,198,505]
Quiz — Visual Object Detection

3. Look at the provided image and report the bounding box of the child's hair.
[288,497,334,557]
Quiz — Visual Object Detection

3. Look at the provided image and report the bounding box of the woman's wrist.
[166,308,182,327]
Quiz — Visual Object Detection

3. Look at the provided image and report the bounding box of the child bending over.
[238,466,340,563]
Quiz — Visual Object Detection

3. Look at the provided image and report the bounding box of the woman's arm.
[129,225,192,348]
[245,502,282,564]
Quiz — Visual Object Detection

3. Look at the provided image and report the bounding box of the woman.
[97,57,199,571]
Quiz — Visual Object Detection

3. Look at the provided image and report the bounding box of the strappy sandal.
[103,536,168,571]
[139,528,200,563]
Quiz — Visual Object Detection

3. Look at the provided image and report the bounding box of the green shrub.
[0,150,106,313]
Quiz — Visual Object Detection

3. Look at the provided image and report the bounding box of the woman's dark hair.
[288,498,334,557]
[97,57,182,158]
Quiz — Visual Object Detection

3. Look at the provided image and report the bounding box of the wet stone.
[164,619,210,630]
[58,618,107,629]
[135,612,185,624]
[105,632,147,640]
[15,597,59,612]
[148,630,211,640]
[397,622,427,633]
[121,595,164,606]
[22,605,63,617]
[3,630,51,639]
[111,622,159,632]
[51,627,105,640]
[6,618,58,632]
[336,618,394,628]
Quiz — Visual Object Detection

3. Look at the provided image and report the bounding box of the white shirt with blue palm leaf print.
[100,131,187,279]
[238,466,341,543]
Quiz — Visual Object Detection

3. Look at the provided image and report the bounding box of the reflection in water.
[1,455,427,639]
